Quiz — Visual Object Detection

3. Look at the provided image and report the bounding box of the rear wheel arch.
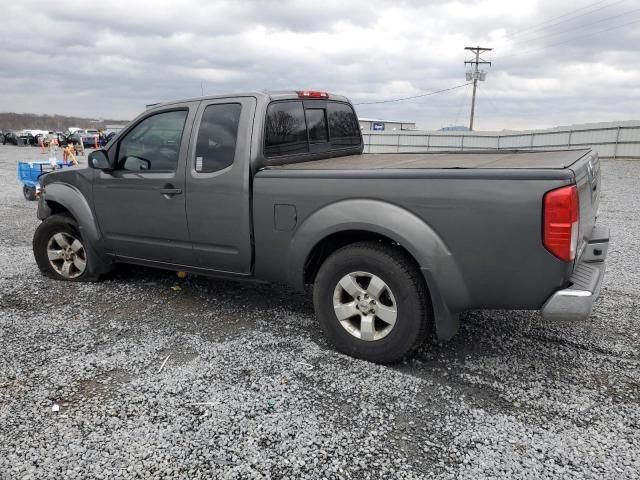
[306,228,463,344]
[291,200,451,287]
[305,228,441,313]
[303,230,413,285]
[291,200,460,294]
[291,199,470,342]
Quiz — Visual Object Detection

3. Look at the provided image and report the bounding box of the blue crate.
[17,160,73,200]
[17,161,56,188]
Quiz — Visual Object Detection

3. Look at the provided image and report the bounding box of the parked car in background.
[19,130,37,146]
[33,90,609,364]
[100,131,117,146]
[66,132,82,146]
[34,131,67,148]
[1,130,20,145]
[77,129,100,148]
[18,129,49,146]
[57,133,69,147]
[47,132,69,147]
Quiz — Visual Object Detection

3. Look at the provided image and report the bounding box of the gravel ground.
[0,145,638,479]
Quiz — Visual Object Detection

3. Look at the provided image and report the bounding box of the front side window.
[327,103,361,146]
[265,101,308,157]
[194,103,242,173]
[117,110,188,171]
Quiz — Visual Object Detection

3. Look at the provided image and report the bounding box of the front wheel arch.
[33,214,101,281]
[44,200,72,216]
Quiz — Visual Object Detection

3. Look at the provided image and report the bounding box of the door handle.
[159,185,182,198]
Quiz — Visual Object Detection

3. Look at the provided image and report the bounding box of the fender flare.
[289,199,470,340]
[38,182,110,274]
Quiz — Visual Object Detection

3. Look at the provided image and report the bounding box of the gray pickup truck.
[33,90,609,363]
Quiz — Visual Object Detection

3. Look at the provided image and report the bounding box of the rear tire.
[23,185,36,201]
[33,214,101,281]
[313,241,432,363]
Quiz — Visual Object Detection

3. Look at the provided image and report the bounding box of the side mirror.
[122,156,150,171]
[88,150,111,170]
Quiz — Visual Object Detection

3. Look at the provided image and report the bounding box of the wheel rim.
[46,232,87,279]
[332,271,398,342]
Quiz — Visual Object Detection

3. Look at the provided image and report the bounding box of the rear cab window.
[327,103,361,147]
[264,99,361,160]
[265,101,308,156]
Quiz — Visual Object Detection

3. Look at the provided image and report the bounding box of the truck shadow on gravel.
[8,263,636,426]
[14,262,634,371]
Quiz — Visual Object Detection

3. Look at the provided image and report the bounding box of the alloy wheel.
[332,271,398,341]
[46,232,87,279]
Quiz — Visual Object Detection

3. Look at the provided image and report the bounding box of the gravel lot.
[0,145,638,479]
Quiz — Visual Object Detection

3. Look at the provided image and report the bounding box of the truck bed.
[254,146,601,313]
[270,149,592,170]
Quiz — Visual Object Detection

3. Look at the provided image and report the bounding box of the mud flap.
[421,268,461,341]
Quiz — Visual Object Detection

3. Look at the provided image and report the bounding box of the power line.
[508,0,623,39]
[510,0,608,35]
[498,16,640,61]
[352,82,472,105]
[506,4,640,48]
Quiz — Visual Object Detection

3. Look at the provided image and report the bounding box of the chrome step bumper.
[541,226,609,321]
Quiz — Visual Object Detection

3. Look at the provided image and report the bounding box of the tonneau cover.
[272,149,592,170]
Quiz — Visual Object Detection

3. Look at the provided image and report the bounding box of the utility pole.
[464,46,492,131]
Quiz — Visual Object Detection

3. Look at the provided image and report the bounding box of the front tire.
[33,215,100,281]
[313,241,432,363]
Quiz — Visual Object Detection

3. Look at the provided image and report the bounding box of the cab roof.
[147,91,351,110]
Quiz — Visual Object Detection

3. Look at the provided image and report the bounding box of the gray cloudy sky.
[2,0,639,130]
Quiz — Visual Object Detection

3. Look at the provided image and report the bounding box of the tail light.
[543,185,579,262]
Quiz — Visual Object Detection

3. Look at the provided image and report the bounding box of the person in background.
[63,143,78,166]
[74,133,85,156]
[47,131,57,149]
[47,131,59,167]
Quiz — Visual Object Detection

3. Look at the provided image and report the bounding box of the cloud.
[1,0,639,130]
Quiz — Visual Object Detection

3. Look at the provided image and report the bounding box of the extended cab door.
[92,104,197,265]
[185,97,256,273]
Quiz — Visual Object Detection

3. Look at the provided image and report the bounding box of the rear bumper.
[541,225,609,321]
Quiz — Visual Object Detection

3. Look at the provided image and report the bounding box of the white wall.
[362,121,640,159]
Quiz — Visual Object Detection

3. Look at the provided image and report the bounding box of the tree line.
[0,112,127,132]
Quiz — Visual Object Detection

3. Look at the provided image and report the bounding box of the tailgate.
[570,151,601,259]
